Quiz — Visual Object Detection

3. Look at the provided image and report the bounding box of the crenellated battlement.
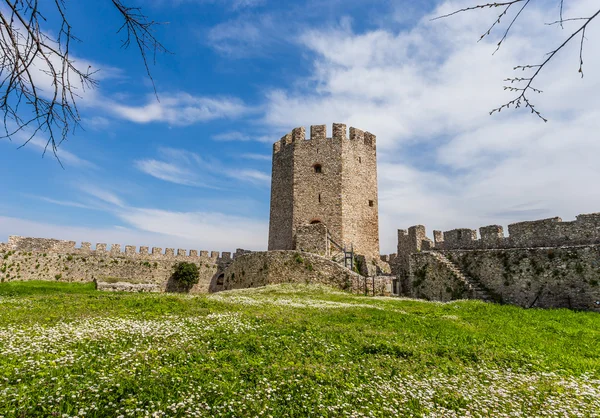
[5,236,246,261]
[397,212,600,254]
[272,123,376,154]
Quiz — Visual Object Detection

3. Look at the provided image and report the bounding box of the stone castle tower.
[268,123,380,258]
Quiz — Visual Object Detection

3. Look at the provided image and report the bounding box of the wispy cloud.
[231,169,270,185]
[22,195,97,210]
[134,147,270,188]
[107,94,252,125]
[212,131,272,142]
[240,153,271,161]
[134,159,200,187]
[154,0,265,11]
[206,14,277,57]
[260,0,600,253]
[1,131,96,169]
[78,185,126,208]
[2,186,268,251]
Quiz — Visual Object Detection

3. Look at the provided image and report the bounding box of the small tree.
[171,262,199,289]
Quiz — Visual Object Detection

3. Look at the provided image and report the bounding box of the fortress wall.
[400,212,600,253]
[395,213,600,311]
[406,252,471,302]
[404,247,600,311]
[216,251,392,296]
[396,226,432,274]
[0,236,238,293]
[445,246,600,311]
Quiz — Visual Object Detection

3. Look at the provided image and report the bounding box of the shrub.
[171,262,199,287]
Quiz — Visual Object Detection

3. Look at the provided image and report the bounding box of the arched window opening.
[359,157,362,163]
[368,200,374,207]
[216,273,225,286]
[318,193,321,203]
[314,164,322,173]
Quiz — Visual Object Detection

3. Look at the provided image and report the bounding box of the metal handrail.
[327,232,354,270]
[327,232,344,252]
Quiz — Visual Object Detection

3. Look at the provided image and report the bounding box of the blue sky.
[2,0,600,254]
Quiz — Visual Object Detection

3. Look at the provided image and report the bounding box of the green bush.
[172,262,199,287]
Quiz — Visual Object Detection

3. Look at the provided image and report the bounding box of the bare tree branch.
[0,0,168,163]
[111,0,170,99]
[435,1,600,122]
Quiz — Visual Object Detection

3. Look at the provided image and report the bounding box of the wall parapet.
[4,236,242,261]
[272,123,376,154]
[398,212,600,253]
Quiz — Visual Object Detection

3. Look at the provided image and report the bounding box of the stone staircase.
[426,251,493,302]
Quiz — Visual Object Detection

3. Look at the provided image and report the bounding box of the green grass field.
[0,281,599,417]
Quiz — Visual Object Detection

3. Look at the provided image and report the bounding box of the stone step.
[426,251,494,303]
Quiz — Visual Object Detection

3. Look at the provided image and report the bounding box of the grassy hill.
[0,281,599,417]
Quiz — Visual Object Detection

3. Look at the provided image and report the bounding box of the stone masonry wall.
[428,213,600,250]
[268,131,295,251]
[341,127,380,258]
[292,125,344,251]
[268,123,380,258]
[393,213,600,311]
[216,251,393,296]
[445,247,600,311]
[404,247,600,311]
[0,236,238,293]
[295,223,329,256]
[407,252,471,302]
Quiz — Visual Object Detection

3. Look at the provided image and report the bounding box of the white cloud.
[261,0,600,253]
[78,185,126,208]
[8,183,268,251]
[240,153,271,161]
[0,132,95,169]
[0,213,266,252]
[212,131,272,142]
[134,147,270,188]
[108,94,251,125]
[206,14,276,57]
[135,159,200,187]
[116,207,267,250]
[22,195,97,210]
[232,169,271,185]
[159,0,265,10]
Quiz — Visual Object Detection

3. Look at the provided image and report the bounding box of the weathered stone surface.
[268,123,379,258]
[212,251,392,296]
[446,247,600,311]
[296,223,329,256]
[392,214,600,311]
[0,236,236,294]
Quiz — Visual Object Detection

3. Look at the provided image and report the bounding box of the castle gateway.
[268,123,380,258]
